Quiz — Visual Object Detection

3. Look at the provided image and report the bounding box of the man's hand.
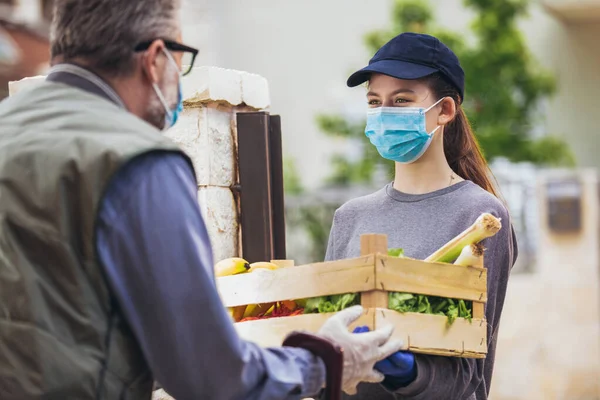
[315,306,404,395]
[353,325,417,389]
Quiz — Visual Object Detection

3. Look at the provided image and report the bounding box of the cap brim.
[347,59,439,87]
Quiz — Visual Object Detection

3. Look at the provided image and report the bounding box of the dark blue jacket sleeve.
[95,151,325,400]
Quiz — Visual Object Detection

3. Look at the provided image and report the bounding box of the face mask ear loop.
[162,48,182,78]
[424,97,446,135]
[429,125,442,136]
[152,48,181,123]
[152,82,174,121]
[424,96,446,113]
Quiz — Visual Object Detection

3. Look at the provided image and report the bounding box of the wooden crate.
[216,234,488,359]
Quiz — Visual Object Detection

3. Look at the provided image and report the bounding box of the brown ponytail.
[422,73,499,198]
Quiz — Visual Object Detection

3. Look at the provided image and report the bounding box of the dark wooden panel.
[236,112,274,263]
[268,115,287,260]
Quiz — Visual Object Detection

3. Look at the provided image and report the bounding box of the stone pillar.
[165,67,270,263]
[8,75,46,96]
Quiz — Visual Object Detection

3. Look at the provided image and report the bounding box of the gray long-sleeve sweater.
[322,181,518,400]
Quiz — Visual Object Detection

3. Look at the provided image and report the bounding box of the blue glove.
[353,325,417,388]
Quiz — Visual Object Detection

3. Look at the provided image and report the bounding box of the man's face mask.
[152,48,184,130]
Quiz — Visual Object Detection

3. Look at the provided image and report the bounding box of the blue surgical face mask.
[170,81,184,126]
[365,97,445,164]
[152,49,184,130]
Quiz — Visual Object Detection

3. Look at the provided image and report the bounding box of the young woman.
[323,33,518,400]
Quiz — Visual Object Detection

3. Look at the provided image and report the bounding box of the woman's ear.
[437,97,457,126]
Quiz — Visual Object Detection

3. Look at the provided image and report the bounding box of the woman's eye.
[395,98,409,103]
[368,99,381,106]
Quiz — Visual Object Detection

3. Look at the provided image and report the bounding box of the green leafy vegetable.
[303,297,327,314]
[330,293,357,311]
[319,301,336,313]
[294,298,307,308]
[387,248,405,257]
[388,292,473,325]
[303,293,359,314]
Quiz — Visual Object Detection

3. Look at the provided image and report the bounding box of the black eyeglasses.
[134,39,199,76]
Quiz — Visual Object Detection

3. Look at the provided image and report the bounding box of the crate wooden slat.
[234,312,374,349]
[270,259,295,268]
[375,309,486,358]
[234,308,487,358]
[216,255,376,308]
[472,303,485,320]
[376,255,487,303]
[360,234,388,309]
[471,254,486,319]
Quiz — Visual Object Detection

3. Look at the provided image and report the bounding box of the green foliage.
[282,157,304,195]
[315,115,395,185]
[317,0,575,186]
[283,156,337,261]
[294,205,333,260]
[527,136,576,167]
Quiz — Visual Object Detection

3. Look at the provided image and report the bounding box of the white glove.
[316,305,404,395]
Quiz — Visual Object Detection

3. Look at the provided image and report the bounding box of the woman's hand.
[353,325,418,389]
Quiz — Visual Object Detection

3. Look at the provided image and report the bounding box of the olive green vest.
[0,81,192,399]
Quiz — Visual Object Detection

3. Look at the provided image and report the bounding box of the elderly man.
[0,1,402,399]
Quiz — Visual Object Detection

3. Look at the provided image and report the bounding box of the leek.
[425,213,501,264]
[454,242,485,267]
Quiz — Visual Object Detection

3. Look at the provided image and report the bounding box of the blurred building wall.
[490,169,600,400]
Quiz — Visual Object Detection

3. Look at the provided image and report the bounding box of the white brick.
[163,107,202,167]
[202,107,236,186]
[8,75,46,96]
[164,107,236,186]
[198,186,239,263]
[241,71,271,110]
[181,66,243,107]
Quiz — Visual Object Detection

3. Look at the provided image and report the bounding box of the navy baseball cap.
[347,32,465,100]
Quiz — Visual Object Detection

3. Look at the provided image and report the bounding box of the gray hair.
[50,0,181,76]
